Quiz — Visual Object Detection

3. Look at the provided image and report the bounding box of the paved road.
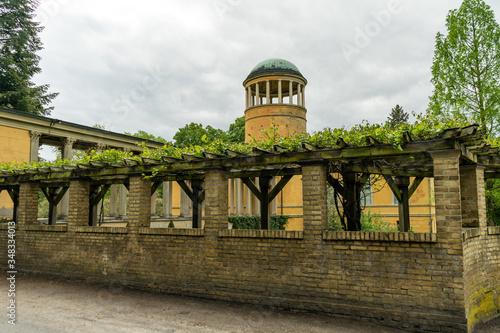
[1,275,499,333]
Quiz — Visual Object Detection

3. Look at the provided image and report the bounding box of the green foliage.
[386,104,409,128]
[226,116,245,143]
[173,122,228,147]
[0,0,58,115]
[168,220,175,228]
[0,113,493,173]
[360,210,399,232]
[123,130,170,144]
[428,0,500,136]
[486,179,500,226]
[229,215,289,230]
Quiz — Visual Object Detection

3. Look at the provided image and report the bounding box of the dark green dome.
[245,58,304,81]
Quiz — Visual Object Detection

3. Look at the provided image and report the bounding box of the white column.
[109,184,117,218]
[246,185,252,216]
[247,86,252,108]
[255,83,260,106]
[297,84,302,106]
[271,177,278,215]
[162,181,172,217]
[235,179,243,215]
[119,184,127,218]
[254,177,260,216]
[266,80,270,104]
[289,81,293,105]
[29,131,42,162]
[278,80,282,103]
[151,191,157,217]
[302,86,306,107]
[60,137,77,219]
[229,179,235,215]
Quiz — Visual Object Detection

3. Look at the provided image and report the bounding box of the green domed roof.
[245,58,304,81]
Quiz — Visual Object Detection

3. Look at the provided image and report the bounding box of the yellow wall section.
[0,125,31,217]
[245,105,307,143]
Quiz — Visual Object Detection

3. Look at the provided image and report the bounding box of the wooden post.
[343,172,361,231]
[396,176,410,232]
[191,180,204,228]
[259,176,272,230]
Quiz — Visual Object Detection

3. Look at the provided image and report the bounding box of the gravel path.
[1,274,499,333]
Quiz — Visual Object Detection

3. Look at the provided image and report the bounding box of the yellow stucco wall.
[0,125,31,218]
[245,104,307,143]
[367,177,435,232]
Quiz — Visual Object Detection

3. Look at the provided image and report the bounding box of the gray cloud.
[32,0,499,142]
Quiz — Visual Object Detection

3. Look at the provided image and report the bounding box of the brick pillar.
[68,180,90,229]
[460,165,486,229]
[18,182,39,225]
[128,176,151,230]
[302,163,328,243]
[430,150,463,253]
[204,169,229,239]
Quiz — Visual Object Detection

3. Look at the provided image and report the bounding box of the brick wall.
[0,158,499,332]
[463,228,500,331]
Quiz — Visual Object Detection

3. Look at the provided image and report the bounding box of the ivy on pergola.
[1,125,499,230]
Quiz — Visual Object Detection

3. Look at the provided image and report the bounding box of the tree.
[173,122,227,147]
[427,0,500,136]
[123,130,169,144]
[226,116,245,143]
[386,104,409,128]
[0,0,58,115]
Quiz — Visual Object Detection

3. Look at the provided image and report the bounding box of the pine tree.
[386,104,409,128]
[0,0,58,115]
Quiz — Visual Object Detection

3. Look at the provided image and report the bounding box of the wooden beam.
[383,175,401,203]
[241,178,261,201]
[268,175,293,202]
[327,173,344,197]
[177,180,193,200]
[408,177,424,198]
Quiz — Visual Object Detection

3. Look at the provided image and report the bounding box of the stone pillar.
[266,80,270,104]
[460,165,486,229]
[302,163,328,243]
[118,184,127,218]
[18,182,39,225]
[204,169,229,236]
[255,83,260,106]
[68,180,90,229]
[429,150,463,252]
[297,84,302,106]
[302,85,305,107]
[278,80,282,103]
[235,179,244,215]
[29,131,42,162]
[229,179,235,215]
[245,185,252,216]
[271,177,278,215]
[180,181,191,217]
[254,177,260,215]
[128,176,151,230]
[108,184,118,217]
[59,137,77,220]
[151,191,157,216]
[289,81,293,105]
[162,181,172,217]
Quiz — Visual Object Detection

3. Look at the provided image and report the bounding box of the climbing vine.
[0,113,495,173]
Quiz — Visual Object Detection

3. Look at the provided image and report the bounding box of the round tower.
[243,58,307,142]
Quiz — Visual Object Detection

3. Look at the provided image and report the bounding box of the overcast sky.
[32,0,500,142]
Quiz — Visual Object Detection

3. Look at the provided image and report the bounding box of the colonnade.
[245,80,305,109]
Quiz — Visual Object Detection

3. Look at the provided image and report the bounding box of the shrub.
[229,215,289,230]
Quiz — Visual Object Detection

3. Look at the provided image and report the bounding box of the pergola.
[0,124,499,229]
